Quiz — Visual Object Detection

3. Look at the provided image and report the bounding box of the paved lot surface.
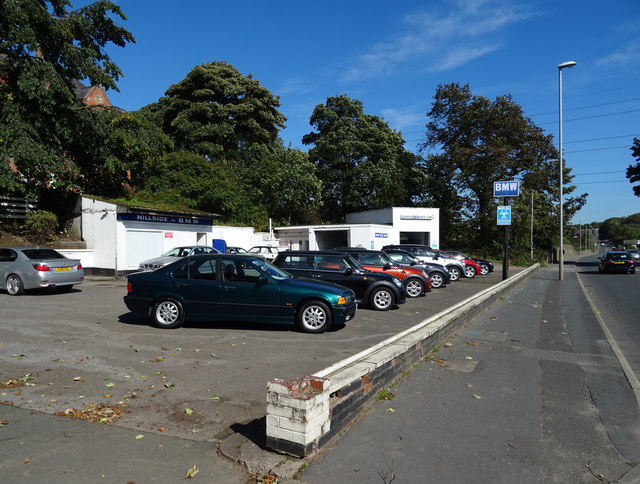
[0,268,515,444]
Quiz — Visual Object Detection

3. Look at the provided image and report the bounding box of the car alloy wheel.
[464,265,477,278]
[370,287,394,311]
[296,300,332,333]
[480,264,490,275]
[6,274,25,296]
[448,266,461,282]
[404,278,425,298]
[152,298,185,329]
[429,272,444,288]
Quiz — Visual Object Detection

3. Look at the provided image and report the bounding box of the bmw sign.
[493,181,520,197]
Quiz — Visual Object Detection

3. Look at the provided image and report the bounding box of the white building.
[275,207,440,251]
[58,196,275,276]
[56,199,439,276]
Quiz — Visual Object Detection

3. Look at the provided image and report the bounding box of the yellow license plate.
[614,261,625,264]
[54,267,72,272]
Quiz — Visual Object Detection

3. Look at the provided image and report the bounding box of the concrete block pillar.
[266,375,330,457]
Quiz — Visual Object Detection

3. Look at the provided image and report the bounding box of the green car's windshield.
[254,258,290,280]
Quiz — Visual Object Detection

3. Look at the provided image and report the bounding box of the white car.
[248,246,280,261]
[138,246,219,271]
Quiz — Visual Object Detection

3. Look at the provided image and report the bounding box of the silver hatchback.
[0,246,84,295]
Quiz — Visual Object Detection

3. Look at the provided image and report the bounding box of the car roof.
[278,249,350,256]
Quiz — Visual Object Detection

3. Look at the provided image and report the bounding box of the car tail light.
[127,282,133,293]
[77,264,83,270]
[33,264,51,271]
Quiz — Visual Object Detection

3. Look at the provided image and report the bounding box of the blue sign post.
[494,181,520,281]
[497,206,511,226]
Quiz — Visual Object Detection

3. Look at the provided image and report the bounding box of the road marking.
[576,271,640,408]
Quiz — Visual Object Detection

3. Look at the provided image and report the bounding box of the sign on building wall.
[117,213,213,226]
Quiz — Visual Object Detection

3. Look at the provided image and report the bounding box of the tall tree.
[627,137,640,197]
[419,83,586,254]
[240,141,322,225]
[139,62,286,163]
[0,0,135,195]
[303,95,423,223]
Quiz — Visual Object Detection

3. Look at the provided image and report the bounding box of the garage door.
[127,231,163,268]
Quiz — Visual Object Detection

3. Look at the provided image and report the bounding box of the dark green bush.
[21,210,58,245]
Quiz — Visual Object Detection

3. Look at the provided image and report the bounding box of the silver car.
[138,246,220,271]
[0,246,84,295]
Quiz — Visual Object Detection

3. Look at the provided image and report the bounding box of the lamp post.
[558,60,576,281]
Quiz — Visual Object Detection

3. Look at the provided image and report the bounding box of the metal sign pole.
[502,197,509,281]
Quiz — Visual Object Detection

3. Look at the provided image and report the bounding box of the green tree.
[599,213,640,244]
[241,142,322,225]
[139,151,269,228]
[627,137,640,197]
[419,83,586,256]
[139,62,286,163]
[302,95,424,223]
[0,0,135,195]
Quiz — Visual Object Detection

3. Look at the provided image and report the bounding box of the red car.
[434,249,481,278]
[338,248,431,298]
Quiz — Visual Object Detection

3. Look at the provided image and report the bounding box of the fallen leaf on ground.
[472,394,483,399]
[184,465,199,479]
[56,403,123,423]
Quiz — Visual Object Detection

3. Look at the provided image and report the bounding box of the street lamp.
[558,60,576,281]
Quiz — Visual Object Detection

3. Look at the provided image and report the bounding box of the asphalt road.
[0,266,513,444]
[575,249,640,404]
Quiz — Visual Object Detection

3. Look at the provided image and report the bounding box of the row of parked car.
[123,244,493,334]
[0,243,492,334]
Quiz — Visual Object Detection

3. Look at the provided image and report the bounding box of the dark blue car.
[124,254,357,333]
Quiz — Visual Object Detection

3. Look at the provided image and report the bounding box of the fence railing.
[0,196,37,219]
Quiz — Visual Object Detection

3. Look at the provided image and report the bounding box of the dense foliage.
[627,138,640,197]
[0,0,136,198]
[419,83,587,258]
[303,95,425,223]
[599,213,640,244]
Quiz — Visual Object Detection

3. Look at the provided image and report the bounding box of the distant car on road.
[627,249,639,261]
[138,246,219,271]
[124,254,356,333]
[598,251,636,274]
[0,246,84,295]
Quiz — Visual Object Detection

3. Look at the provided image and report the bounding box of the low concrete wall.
[266,264,539,457]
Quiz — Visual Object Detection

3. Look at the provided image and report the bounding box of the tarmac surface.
[296,261,640,484]
[3,258,638,483]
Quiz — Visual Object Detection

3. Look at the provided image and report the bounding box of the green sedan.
[124,254,357,333]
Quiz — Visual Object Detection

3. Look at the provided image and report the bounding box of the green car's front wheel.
[296,300,332,333]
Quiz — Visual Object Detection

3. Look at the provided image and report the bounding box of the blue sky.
[97,0,639,224]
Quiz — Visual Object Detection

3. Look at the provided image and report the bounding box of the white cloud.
[380,108,424,132]
[595,39,640,69]
[342,0,537,81]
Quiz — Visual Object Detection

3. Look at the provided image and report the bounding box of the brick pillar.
[266,375,330,457]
